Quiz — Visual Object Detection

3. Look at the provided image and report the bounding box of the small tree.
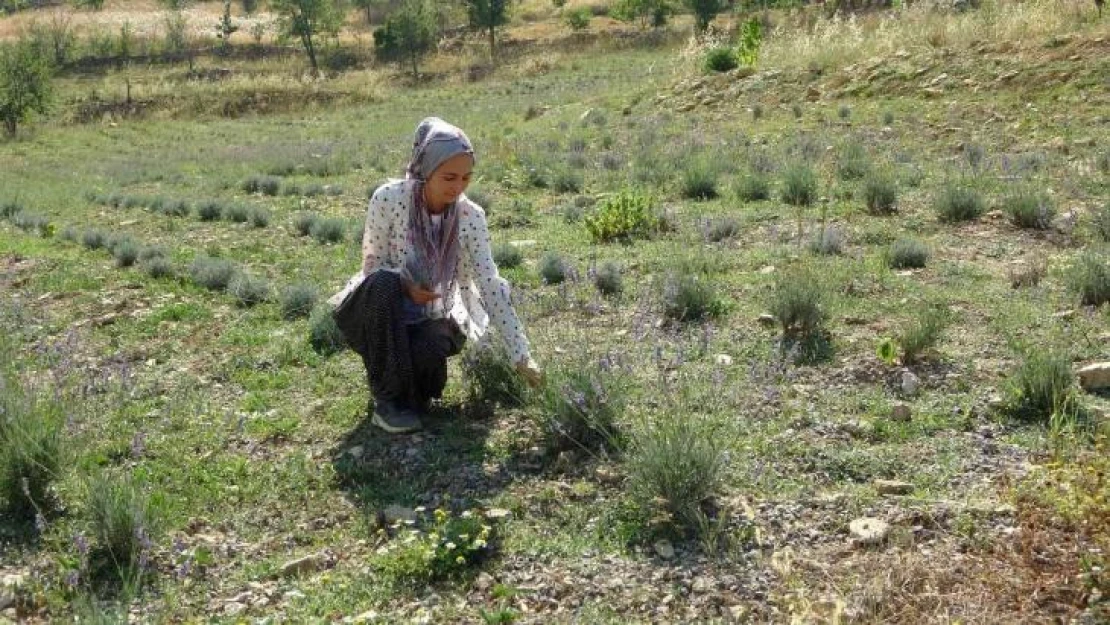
[465,0,511,62]
[271,0,345,75]
[685,0,725,34]
[216,0,239,53]
[374,0,437,77]
[612,0,673,28]
[0,41,53,137]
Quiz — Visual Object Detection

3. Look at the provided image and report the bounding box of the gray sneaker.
[371,399,422,434]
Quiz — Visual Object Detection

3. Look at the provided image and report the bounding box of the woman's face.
[425,153,474,213]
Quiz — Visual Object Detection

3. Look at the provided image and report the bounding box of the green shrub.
[1065,250,1109,307]
[244,207,269,229]
[1006,348,1076,422]
[162,199,190,217]
[1004,189,1056,230]
[751,104,763,121]
[704,217,740,243]
[492,243,522,269]
[222,204,249,224]
[704,46,738,73]
[242,175,282,196]
[0,199,23,218]
[113,239,139,268]
[584,189,662,243]
[188,257,237,291]
[280,284,318,320]
[565,6,591,30]
[293,212,319,236]
[86,472,158,577]
[934,181,984,223]
[887,238,929,269]
[147,196,167,213]
[228,273,270,308]
[462,342,528,407]
[882,110,895,125]
[781,164,817,207]
[808,225,844,256]
[196,200,224,222]
[661,267,724,322]
[121,195,144,209]
[538,252,568,285]
[792,104,803,119]
[81,229,107,250]
[679,160,719,200]
[897,306,949,364]
[60,225,79,242]
[1093,201,1110,243]
[538,362,626,452]
[769,265,826,338]
[308,306,346,355]
[142,256,173,279]
[627,414,730,530]
[838,104,851,120]
[964,144,986,170]
[11,211,50,236]
[138,246,166,262]
[836,141,870,181]
[594,261,622,296]
[310,218,346,244]
[863,172,899,215]
[734,170,771,202]
[0,371,66,521]
[552,169,583,194]
[372,508,495,588]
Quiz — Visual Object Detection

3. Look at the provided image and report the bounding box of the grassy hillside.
[1,0,1108,622]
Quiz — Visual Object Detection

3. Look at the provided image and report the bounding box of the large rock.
[849,518,890,546]
[1077,362,1110,391]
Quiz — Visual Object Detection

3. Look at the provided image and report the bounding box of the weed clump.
[223,204,250,224]
[372,508,495,589]
[1004,189,1056,230]
[310,218,346,244]
[734,170,771,202]
[228,273,270,308]
[768,265,826,340]
[113,239,139,268]
[781,163,817,207]
[492,243,522,270]
[280,284,317,320]
[863,172,899,215]
[293,212,319,237]
[0,367,66,521]
[680,160,719,200]
[935,181,984,223]
[249,207,271,229]
[81,229,107,250]
[660,265,725,323]
[593,261,622,296]
[188,257,237,291]
[704,217,740,243]
[86,472,158,579]
[308,306,346,355]
[462,342,528,408]
[886,238,929,269]
[538,361,626,452]
[584,189,663,243]
[896,306,949,364]
[1005,348,1076,423]
[836,141,870,181]
[704,46,738,73]
[196,200,224,222]
[538,252,568,285]
[242,175,282,196]
[1065,250,1109,307]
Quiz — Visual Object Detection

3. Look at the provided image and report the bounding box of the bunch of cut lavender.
[402,252,433,291]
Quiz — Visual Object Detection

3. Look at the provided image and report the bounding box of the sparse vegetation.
[887,238,929,269]
[935,181,985,223]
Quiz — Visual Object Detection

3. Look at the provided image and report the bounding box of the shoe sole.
[371,411,421,434]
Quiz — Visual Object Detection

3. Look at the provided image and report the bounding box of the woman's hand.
[515,358,544,388]
[403,277,440,305]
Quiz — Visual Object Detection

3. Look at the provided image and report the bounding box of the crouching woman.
[330,117,542,434]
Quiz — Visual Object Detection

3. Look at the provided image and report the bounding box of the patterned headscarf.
[404,117,473,305]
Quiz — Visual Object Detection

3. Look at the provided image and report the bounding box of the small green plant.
[791,103,803,119]
[228,273,270,307]
[863,171,899,215]
[736,17,762,66]
[887,238,929,269]
[836,141,870,180]
[538,252,568,285]
[882,110,894,125]
[142,256,173,279]
[11,211,51,236]
[897,306,949,364]
[964,144,986,170]
[1092,201,1110,243]
[704,217,740,243]
[280,284,317,320]
[934,181,984,223]
[0,198,23,218]
[196,200,224,222]
[1005,348,1076,422]
[734,170,771,202]
[703,46,738,73]
[660,266,724,322]
[781,163,817,207]
[112,239,139,268]
[86,471,158,579]
[768,265,826,339]
[222,204,248,224]
[584,189,663,243]
[188,257,237,291]
[293,212,319,236]
[679,159,719,200]
[538,361,627,452]
[627,413,730,531]
[462,342,528,407]
[593,261,622,296]
[163,199,190,217]
[492,243,522,269]
[138,246,166,262]
[308,306,346,355]
[876,337,898,365]
[808,225,844,256]
[1065,249,1109,307]
[0,370,66,521]
[1004,189,1056,230]
[242,175,282,196]
[751,104,763,121]
[565,6,591,30]
[372,508,495,588]
[241,208,266,230]
[310,218,346,244]
[552,169,583,194]
[838,104,851,120]
[60,225,78,242]
[81,229,106,250]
